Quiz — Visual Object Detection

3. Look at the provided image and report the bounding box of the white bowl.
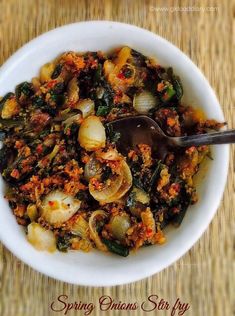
[0,21,229,286]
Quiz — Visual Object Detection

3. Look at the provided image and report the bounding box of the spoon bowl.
[108,116,168,159]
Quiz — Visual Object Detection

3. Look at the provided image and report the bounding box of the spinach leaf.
[166,67,183,101]
[0,146,12,172]
[101,166,112,182]
[172,76,183,100]
[15,82,34,102]
[32,95,45,108]
[96,105,110,116]
[50,94,65,107]
[51,64,62,79]
[102,238,129,257]
[50,82,65,95]
[126,191,136,208]
[149,160,163,190]
[56,234,71,252]
[0,93,14,110]
[32,95,57,116]
[75,190,90,201]
[94,64,114,116]
[105,124,121,144]
[0,131,6,141]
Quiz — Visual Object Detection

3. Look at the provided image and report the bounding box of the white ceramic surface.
[0,21,229,286]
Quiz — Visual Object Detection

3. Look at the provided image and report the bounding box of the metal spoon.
[109,115,235,160]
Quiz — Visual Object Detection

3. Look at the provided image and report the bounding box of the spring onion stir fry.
[0,47,224,256]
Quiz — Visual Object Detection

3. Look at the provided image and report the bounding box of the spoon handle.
[174,129,235,147]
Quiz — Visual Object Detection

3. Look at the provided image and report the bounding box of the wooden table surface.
[0,1,234,315]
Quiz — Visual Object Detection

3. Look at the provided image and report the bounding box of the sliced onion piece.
[95,148,121,161]
[40,62,55,83]
[113,46,131,74]
[120,63,136,81]
[128,187,150,217]
[89,210,108,251]
[67,77,79,104]
[71,215,89,239]
[84,156,102,181]
[109,214,131,241]
[62,113,82,127]
[99,160,133,203]
[27,222,56,252]
[108,160,132,201]
[78,116,106,151]
[132,187,150,204]
[41,190,81,225]
[104,60,115,77]
[133,91,157,114]
[89,172,124,203]
[76,99,95,118]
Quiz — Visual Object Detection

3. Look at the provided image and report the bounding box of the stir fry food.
[0,47,224,256]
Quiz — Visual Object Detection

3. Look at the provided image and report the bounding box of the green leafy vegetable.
[172,76,183,100]
[0,93,14,110]
[16,82,34,102]
[101,166,112,182]
[56,234,71,252]
[0,117,24,129]
[50,82,65,95]
[0,146,12,172]
[171,205,188,227]
[96,105,110,116]
[94,64,114,116]
[102,238,129,257]
[105,124,121,144]
[50,94,65,107]
[122,65,134,78]
[126,191,137,208]
[51,64,62,79]
[161,85,176,102]
[166,67,183,101]
[75,190,90,201]
[0,131,6,141]
[149,161,164,190]
[32,95,57,116]
[32,95,45,108]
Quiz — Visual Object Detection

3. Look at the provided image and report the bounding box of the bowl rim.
[0,20,229,286]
